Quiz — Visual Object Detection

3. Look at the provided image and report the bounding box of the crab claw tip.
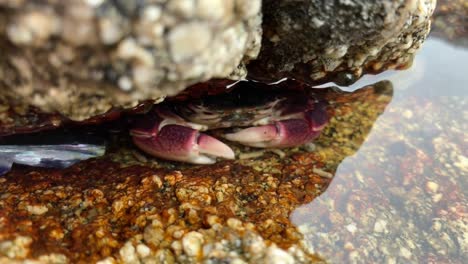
[198,134,235,160]
[224,125,278,144]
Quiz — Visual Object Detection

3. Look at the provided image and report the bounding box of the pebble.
[86,0,104,6]
[170,241,182,256]
[373,219,388,233]
[346,224,357,234]
[182,231,203,257]
[136,244,151,258]
[454,155,468,172]
[142,6,162,21]
[0,236,32,259]
[344,242,354,250]
[399,246,412,259]
[119,242,138,263]
[425,181,439,193]
[312,167,333,178]
[265,246,295,264]
[403,109,414,119]
[227,218,243,230]
[432,193,443,203]
[26,204,48,215]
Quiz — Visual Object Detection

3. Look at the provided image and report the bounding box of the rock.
[182,231,203,257]
[0,0,434,121]
[0,83,394,262]
[0,0,261,120]
[247,0,436,85]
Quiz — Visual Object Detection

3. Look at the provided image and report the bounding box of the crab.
[0,80,330,172]
[130,81,329,164]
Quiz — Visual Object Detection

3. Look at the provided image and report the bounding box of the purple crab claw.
[131,124,235,164]
[224,104,329,148]
[130,82,330,163]
[224,119,323,148]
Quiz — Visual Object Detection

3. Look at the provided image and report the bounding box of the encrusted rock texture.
[247,0,436,85]
[0,0,262,120]
[0,84,393,263]
[0,0,434,121]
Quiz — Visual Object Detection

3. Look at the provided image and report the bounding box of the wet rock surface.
[247,0,436,85]
[0,84,392,262]
[0,0,434,121]
[2,2,465,263]
[1,34,467,262]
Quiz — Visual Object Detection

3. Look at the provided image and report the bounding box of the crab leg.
[224,103,329,148]
[131,111,235,164]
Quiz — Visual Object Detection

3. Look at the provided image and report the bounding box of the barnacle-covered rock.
[0,0,435,122]
[0,0,262,120]
[0,83,393,262]
[247,0,436,85]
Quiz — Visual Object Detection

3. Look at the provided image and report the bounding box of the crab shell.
[130,81,330,164]
[1,79,330,165]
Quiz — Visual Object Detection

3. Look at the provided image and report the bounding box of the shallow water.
[292,37,468,262]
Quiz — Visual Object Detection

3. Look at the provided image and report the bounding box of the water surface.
[293,37,467,263]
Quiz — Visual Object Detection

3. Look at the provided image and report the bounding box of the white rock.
[265,246,295,264]
[182,231,204,257]
[136,244,151,258]
[454,155,468,172]
[346,223,357,234]
[26,204,48,215]
[119,242,138,263]
[143,6,162,22]
[373,219,388,233]
[425,181,439,193]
